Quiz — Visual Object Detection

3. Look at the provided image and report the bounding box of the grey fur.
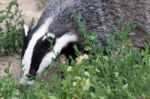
[34,0,111,39]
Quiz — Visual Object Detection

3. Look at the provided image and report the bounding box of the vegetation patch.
[0,0,23,54]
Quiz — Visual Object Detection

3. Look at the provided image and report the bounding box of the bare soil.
[0,54,21,78]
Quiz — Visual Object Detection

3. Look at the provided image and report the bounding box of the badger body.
[21,0,103,85]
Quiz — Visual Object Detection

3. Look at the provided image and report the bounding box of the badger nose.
[19,78,35,85]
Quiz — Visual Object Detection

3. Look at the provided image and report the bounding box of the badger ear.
[23,24,29,36]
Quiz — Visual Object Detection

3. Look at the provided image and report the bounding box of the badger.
[20,0,106,85]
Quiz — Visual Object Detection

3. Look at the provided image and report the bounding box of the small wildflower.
[85,79,90,85]
[73,82,77,86]
[122,84,128,89]
[83,54,89,59]
[95,68,100,73]
[82,79,91,91]
[80,78,86,86]
[67,66,72,72]
[114,72,119,77]
[76,54,89,65]
[76,55,85,65]
[80,81,84,86]
[103,56,108,61]
[76,58,82,65]
[74,76,82,81]
[16,90,19,96]
[122,45,125,50]
[79,56,84,60]
[83,71,90,77]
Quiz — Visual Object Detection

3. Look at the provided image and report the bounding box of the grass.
[0,0,150,99]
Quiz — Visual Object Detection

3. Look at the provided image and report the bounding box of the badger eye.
[43,37,56,49]
[42,33,56,48]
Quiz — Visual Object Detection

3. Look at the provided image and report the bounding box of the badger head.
[20,21,78,85]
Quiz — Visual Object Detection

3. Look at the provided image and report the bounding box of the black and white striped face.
[19,0,80,85]
[20,18,55,85]
[20,18,78,85]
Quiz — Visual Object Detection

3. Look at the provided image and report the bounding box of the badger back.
[76,0,111,44]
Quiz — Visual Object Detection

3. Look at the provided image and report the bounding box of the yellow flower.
[76,56,83,65]
[85,79,90,85]
[75,54,89,65]
[73,82,77,86]
[82,79,91,91]
[74,76,82,81]
[59,54,67,64]
[83,71,90,77]
[76,59,82,65]
[67,66,72,72]
[83,54,89,59]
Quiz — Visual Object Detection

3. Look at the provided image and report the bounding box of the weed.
[0,0,23,54]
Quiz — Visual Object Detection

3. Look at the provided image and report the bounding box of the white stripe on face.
[21,17,54,81]
[37,33,78,75]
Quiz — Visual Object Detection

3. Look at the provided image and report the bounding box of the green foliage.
[0,0,23,54]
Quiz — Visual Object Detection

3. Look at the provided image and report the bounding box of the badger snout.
[20,77,35,85]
